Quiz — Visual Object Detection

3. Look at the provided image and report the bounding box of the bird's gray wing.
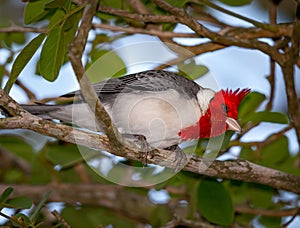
[93,70,201,95]
[63,70,201,99]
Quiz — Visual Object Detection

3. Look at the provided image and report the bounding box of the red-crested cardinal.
[22,70,250,149]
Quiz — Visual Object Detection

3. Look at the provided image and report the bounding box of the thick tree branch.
[281,4,300,146]
[0,89,110,151]
[1,89,300,194]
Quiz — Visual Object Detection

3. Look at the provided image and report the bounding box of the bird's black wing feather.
[93,70,201,94]
[63,70,201,99]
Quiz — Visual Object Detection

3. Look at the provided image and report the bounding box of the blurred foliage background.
[0,0,300,227]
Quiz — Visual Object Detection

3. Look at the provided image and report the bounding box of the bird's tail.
[22,104,63,119]
[22,103,103,132]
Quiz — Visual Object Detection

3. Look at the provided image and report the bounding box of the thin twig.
[266,1,278,111]
[0,24,46,33]
[152,0,284,65]
[281,208,300,228]
[266,59,276,111]
[97,5,293,39]
[4,68,37,101]
[230,125,293,151]
[235,206,300,217]
[93,23,199,38]
[98,5,178,23]
[154,42,225,70]
[51,210,72,228]
[198,0,276,31]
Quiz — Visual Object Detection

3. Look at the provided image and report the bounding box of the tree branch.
[67,0,127,153]
[51,210,72,228]
[93,23,198,38]
[98,5,179,23]
[281,3,300,146]
[0,183,156,225]
[234,205,300,217]
[0,24,46,33]
[151,0,284,65]
[1,89,300,194]
[0,183,299,226]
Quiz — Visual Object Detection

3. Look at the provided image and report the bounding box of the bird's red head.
[178,88,250,140]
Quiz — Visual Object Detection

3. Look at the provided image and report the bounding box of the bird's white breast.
[107,89,201,148]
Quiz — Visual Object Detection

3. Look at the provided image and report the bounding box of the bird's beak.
[226,117,242,132]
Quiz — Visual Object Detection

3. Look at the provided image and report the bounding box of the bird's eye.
[221,103,229,114]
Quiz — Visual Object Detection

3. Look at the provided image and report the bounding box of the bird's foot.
[165,145,187,172]
[133,134,153,166]
[120,133,153,166]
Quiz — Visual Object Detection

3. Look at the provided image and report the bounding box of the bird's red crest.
[221,88,251,106]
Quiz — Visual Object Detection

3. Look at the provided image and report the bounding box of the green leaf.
[5,196,32,209]
[239,146,255,161]
[247,185,273,208]
[100,0,123,9]
[238,91,266,120]
[199,133,233,162]
[61,8,82,59]
[62,206,135,228]
[0,187,14,205]
[178,60,209,80]
[31,191,51,223]
[0,135,36,161]
[3,33,26,47]
[38,4,83,81]
[4,169,24,183]
[47,7,66,30]
[260,135,289,166]
[45,0,71,11]
[244,111,289,124]
[86,49,126,83]
[46,143,83,168]
[0,135,52,184]
[217,0,252,6]
[197,179,234,226]
[235,213,255,226]
[150,205,172,227]
[12,213,31,227]
[275,156,300,176]
[4,33,46,93]
[165,0,187,8]
[24,0,54,24]
[36,8,81,77]
[259,216,281,227]
[39,26,65,81]
[98,0,124,20]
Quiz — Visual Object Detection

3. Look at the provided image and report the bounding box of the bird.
[22,70,250,150]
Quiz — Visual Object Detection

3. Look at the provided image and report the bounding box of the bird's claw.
[165,145,187,172]
[121,133,153,166]
[133,134,151,166]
